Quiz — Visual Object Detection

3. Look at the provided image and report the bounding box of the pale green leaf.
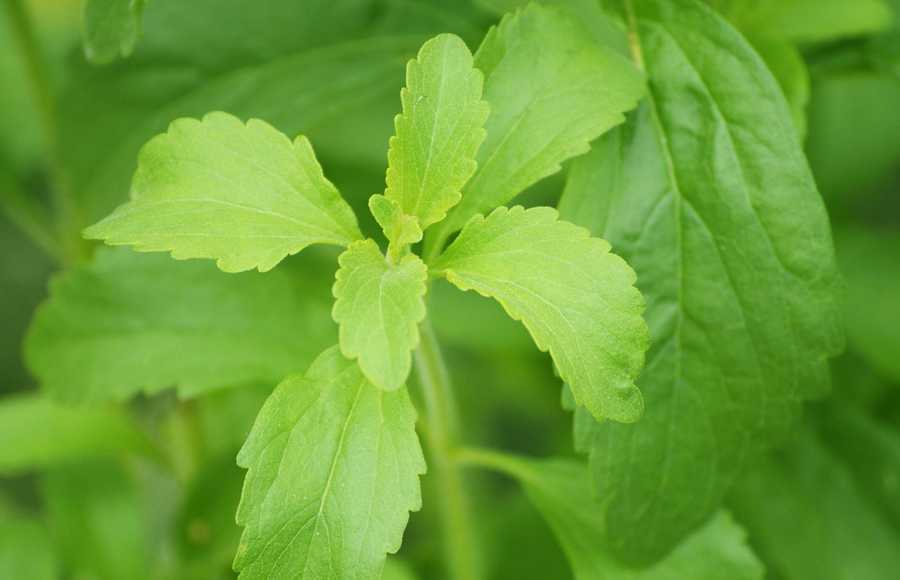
[558,0,843,563]
[384,33,488,232]
[83,0,146,64]
[84,111,361,273]
[369,194,423,259]
[429,3,645,246]
[463,452,763,580]
[0,394,150,475]
[333,240,428,390]
[26,247,335,402]
[433,205,648,423]
[235,346,425,579]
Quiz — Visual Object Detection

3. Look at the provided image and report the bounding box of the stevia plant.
[80,22,652,578]
[9,0,899,578]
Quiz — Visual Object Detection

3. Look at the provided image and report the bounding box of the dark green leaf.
[559,0,843,563]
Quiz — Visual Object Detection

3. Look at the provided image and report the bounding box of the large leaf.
[26,247,335,402]
[0,394,149,474]
[84,112,361,273]
[83,0,146,64]
[745,35,809,139]
[235,346,425,579]
[558,0,843,563]
[462,452,763,580]
[729,423,900,580]
[433,205,648,423]
[332,240,427,390]
[429,3,645,247]
[383,33,488,233]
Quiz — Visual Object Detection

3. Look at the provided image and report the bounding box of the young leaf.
[432,206,648,423]
[559,0,843,563]
[235,346,425,579]
[462,452,763,580]
[384,33,488,232]
[84,112,361,273]
[369,194,423,259]
[26,248,335,402]
[332,240,428,391]
[430,3,645,246]
[0,394,150,475]
[83,0,146,64]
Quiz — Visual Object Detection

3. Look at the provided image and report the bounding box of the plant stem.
[414,318,480,580]
[456,446,526,477]
[3,0,83,264]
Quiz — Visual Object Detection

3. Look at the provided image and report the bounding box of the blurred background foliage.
[0,0,898,579]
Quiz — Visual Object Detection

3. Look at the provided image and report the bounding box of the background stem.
[414,317,480,580]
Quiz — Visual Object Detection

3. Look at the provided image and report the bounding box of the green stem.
[414,318,480,580]
[456,446,525,477]
[3,0,83,264]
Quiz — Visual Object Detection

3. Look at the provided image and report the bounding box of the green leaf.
[558,0,843,563]
[0,508,58,580]
[433,205,648,423]
[26,247,335,402]
[332,240,428,390]
[83,0,146,64]
[384,33,488,232]
[747,35,809,139]
[729,423,900,580]
[0,394,149,474]
[430,3,645,246]
[462,452,763,580]
[234,346,425,579]
[43,459,149,580]
[369,194,423,259]
[836,227,900,382]
[84,111,361,272]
